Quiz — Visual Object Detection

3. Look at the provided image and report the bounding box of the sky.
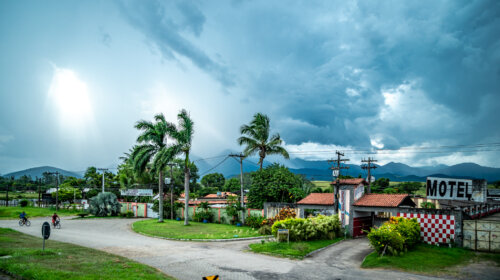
[0,0,499,174]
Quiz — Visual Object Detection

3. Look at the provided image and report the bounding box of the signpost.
[277,229,289,244]
[41,222,51,251]
[120,189,153,197]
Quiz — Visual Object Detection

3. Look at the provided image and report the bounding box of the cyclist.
[52,213,60,227]
[19,211,28,224]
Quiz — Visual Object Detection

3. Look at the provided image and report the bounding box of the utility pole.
[328,151,349,214]
[229,153,246,224]
[47,172,60,211]
[166,163,177,220]
[37,177,41,207]
[97,168,109,193]
[361,157,377,193]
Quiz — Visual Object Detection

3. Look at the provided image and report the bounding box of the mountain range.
[3,159,500,183]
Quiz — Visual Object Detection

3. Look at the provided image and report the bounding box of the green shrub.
[258,225,272,235]
[193,210,214,222]
[245,215,265,229]
[125,210,134,218]
[271,215,341,241]
[420,202,436,209]
[367,217,420,256]
[89,192,121,217]
[19,199,29,207]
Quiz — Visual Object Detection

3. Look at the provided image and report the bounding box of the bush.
[20,199,29,207]
[271,215,341,241]
[152,200,182,219]
[89,192,121,217]
[245,215,265,229]
[420,202,436,209]
[367,217,420,256]
[258,225,272,235]
[125,210,134,218]
[193,210,214,222]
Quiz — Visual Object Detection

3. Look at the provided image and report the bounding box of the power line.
[199,156,230,176]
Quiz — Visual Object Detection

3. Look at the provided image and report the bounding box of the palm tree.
[131,114,175,222]
[238,113,289,170]
[165,109,194,226]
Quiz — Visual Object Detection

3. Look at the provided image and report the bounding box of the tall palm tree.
[165,109,194,226]
[238,113,289,170]
[131,114,175,222]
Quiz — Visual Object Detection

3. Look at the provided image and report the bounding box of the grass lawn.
[249,238,343,259]
[311,181,333,192]
[132,219,262,240]
[0,228,175,280]
[0,191,39,199]
[0,206,81,219]
[362,243,500,274]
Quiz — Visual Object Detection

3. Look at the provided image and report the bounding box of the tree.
[201,173,225,190]
[131,113,176,222]
[247,164,309,209]
[398,182,422,194]
[84,167,101,187]
[371,178,390,193]
[164,109,195,226]
[223,178,242,193]
[51,186,82,203]
[238,113,289,170]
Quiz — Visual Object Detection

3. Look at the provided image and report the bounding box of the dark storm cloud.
[226,0,500,151]
[118,0,234,86]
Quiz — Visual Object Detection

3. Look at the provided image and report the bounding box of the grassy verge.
[0,192,39,199]
[362,243,500,274]
[249,238,343,259]
[133,219,261,239]
[0,228,175,280]
[0,206,81,219]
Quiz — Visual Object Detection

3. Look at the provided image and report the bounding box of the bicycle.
[52,219,61,229]
[19,218,31,227]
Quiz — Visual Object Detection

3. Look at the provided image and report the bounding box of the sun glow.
[48,68,92,125]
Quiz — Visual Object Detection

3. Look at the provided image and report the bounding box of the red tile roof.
[331,178,367,185]
[297,193,334,205]
[353,194,413,207]
[203,192,236,199]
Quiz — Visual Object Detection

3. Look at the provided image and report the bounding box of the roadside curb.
[304,238,348,258]
[130,223,272,242]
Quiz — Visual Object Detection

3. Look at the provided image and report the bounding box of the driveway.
[0,217,439,280]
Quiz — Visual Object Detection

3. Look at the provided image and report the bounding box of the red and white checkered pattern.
[397,213,455,245]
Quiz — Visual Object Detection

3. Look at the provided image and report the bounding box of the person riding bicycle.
[19,211,28,224]
[52,213,60,227]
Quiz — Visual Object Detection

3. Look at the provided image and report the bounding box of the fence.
[263,202,299,218]
[463,219,500,252]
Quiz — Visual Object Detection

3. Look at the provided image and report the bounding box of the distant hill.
[3,166,83,179]
[6,160,500,183]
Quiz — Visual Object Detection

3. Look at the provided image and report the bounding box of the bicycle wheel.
[25,220,31,227]
[19,220,23,226]
[56,222,61,229]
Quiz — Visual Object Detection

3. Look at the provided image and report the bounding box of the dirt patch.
[453,260,500,280]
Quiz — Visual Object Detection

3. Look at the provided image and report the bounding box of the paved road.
[1,217,439,280]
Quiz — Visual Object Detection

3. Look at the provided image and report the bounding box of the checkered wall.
[397,213,455,245]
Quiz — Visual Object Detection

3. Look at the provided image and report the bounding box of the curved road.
[1,217,438,280]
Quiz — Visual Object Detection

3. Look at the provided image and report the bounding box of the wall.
[463,219,500,252]
[398,212,456,245]
[120,202,157,218]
